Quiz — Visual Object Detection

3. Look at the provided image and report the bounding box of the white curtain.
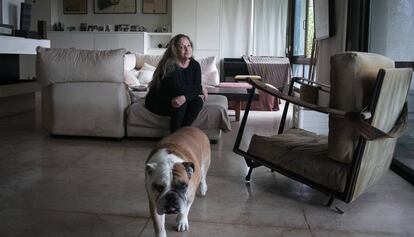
[252,0,288,56]
[221,0,253,58]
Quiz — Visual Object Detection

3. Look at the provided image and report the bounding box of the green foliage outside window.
[306,1,314,58]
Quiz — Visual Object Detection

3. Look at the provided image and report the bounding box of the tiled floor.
[0,108,413,237]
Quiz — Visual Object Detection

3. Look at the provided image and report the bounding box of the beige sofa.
[36,47,231,140]
[123,52,229,140]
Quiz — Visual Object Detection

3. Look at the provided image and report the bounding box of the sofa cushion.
[124,53,137,70]
[133,53,220,87]
[124,69,140,87]
[37,47,125,86]
[196,56,220,86]
[127,95,231,132]
[137,69,154,85]
[328,52,394,164]
[135,52,162,68]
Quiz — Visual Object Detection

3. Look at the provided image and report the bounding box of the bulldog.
[145,127,211,237]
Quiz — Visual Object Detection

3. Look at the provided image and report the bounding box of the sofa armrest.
[42,82,130,138]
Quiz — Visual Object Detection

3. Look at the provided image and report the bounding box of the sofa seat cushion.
[127,95,231,132]
[247,128,349,192]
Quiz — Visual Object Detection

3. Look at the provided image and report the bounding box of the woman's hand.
[171,95,186,108]
[199,87,208,102]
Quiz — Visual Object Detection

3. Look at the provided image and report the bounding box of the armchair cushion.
[328,52,394,164]
[248,128,349,192]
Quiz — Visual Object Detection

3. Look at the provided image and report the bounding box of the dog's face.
[146,152,194,215]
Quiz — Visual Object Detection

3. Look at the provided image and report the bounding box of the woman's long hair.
[148,34,194,90]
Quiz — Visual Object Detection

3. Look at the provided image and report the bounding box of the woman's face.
[177,37,192,60]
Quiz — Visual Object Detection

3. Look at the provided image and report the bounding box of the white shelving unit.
[47,31,171,55]
[144,32,172,55]
[0,36,50,117]
[0,36,50,54]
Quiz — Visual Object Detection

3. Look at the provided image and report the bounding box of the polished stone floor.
[0,108,413,237]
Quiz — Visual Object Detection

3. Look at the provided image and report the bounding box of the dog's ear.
[182,162,195,179]
[146,163,157,175]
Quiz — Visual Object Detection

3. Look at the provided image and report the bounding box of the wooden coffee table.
[207,87,259,121]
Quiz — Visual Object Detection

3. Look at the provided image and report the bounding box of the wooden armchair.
[233,52,412,205]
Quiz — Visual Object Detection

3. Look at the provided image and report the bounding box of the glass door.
[288,0,314,78]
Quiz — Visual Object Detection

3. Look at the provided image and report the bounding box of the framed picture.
[63,0,87,15]
[0,24,14,36]
[142,0,167,14]
[94,0,136,14]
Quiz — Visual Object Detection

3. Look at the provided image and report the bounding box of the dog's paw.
[155,230,167,237]
[198,182,208,196]
[176,219,189,232]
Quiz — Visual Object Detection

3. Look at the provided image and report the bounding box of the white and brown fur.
[145,127,211,237]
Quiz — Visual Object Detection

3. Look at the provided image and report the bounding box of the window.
[369,0,414,184]
[288,0,315,78]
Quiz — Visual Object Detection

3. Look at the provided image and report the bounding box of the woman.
[145,34,208,133]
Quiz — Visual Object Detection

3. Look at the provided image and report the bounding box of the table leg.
[235,101,241,121]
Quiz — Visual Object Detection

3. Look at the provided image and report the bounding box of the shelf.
[146,32,172,36]
[0,36,50,54]
[146,48,167,55]
[148,47,167,50]
[145,33,171,54]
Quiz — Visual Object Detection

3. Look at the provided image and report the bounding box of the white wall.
[369,0,414,61]
[57,0,171,32]
[26,0,171,32]
[369,0,414,89]
[29,0,51,31]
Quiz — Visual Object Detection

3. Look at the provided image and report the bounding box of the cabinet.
[0,35,50,117]
[48,32,94,49]
[196,0,220,50]
[94,33,145,53]
[293,106,329,135]
[47,32,170,55]
[48,32,144,52]
[172,0,196,40]
[172,0,221,58]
